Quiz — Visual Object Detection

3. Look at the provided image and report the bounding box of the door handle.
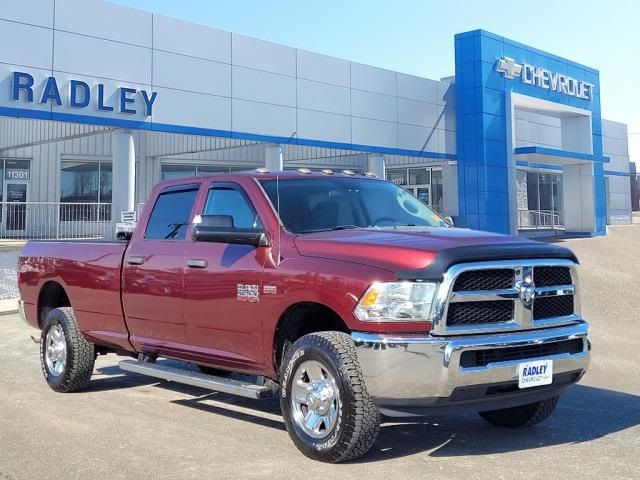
[186,259,208,269]
[126,256,145,265]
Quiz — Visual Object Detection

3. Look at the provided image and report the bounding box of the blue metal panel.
[515,161,563,171]
[603,170,630,177]
[455,29,604,236]
[513,146,610,163]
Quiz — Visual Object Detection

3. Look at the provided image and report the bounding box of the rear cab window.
[145,184,200,240]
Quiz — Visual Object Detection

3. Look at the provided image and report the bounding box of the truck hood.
[293,227,575,276]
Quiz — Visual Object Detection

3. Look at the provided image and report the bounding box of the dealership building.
[0,0,633,239]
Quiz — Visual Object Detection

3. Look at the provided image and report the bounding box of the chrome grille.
[447,300,513,326]
[534,294,574,319]
[533,266,572,287]
[460,338,584,368]
[433,259,580,335]
[452,269,514,291]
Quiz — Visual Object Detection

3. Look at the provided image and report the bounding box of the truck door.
[183,182,267,370]
[122,183,200,356]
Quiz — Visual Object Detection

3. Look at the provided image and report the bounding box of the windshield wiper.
[299,225,362,234]
[332,225,362,231]
[164,222,188,239]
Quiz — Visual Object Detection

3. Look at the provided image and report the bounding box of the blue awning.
[514,146,610,165]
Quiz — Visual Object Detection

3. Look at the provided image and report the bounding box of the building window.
[161,164,196,180]
[60,160,112,221]
[386,166,443,213]
[161,164,257,180]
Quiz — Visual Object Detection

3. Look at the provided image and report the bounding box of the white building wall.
[514,110,563,149]
[0,0,632,234]
[602,119,632,224]
[0,0,455,156]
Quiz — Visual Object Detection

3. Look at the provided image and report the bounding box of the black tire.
[197,365,232,377]
[479,395,559,428]
[40,307,95,393]
[280,331,380,463]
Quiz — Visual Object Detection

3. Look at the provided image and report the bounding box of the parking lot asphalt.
[1,226,639,480]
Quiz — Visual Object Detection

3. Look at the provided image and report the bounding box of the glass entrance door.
[414,187,430,205]
[518,170,564,230]
[386,166,443,214]
[0,159,31,235]
[4,182,28,232]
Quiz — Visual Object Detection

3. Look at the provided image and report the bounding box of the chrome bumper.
[352,321,590,408]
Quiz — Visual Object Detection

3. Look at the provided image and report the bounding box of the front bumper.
[352,321,590,415]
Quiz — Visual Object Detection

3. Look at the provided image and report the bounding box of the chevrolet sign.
[495,57,595,101]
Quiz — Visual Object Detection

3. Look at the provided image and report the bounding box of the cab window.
[145,184,199,240]
[203,186,262,229]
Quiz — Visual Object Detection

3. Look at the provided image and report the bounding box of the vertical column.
[366,153,385,179]
[264,144,283,171]
[111,130,136,222]
[454,31,511,234]
[505,93,519,235]
[562,163,596,234]
[442,161,459,217]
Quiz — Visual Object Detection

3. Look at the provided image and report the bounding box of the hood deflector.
[397,243,578,281]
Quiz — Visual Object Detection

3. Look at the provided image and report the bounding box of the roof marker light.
[254,168,269,174]
[364,171,377,178]
[297,168,312,174]
[342,169,355,176]
[321,169,334,175]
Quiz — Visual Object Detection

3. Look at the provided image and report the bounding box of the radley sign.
[9,71,158,116]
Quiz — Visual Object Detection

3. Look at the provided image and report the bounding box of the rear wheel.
[40,307,95,393]
[280,331,380,463]
[479,396,559,428]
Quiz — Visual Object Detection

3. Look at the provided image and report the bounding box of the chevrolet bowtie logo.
[495,57,522,80]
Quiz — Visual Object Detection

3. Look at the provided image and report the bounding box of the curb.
[0,298,19,315]
[0,241,26,251]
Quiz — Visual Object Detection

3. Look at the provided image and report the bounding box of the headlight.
[354,281,437,322]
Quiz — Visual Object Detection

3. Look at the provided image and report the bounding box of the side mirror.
[192,215,269,247]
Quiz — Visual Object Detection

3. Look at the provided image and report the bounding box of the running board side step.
[119,360,276,399]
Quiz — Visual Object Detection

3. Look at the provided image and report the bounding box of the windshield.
[260,177,449,233]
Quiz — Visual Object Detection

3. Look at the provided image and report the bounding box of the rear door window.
[145,184,199,240]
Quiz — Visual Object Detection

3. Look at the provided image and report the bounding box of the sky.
[111,0,640,158]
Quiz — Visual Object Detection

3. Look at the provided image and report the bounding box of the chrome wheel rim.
[290,360,340,439]
[45,325,67,376]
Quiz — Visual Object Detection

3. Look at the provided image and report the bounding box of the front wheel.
[280,331,380,463]
[40,307,95,393]
[479,396,559,428]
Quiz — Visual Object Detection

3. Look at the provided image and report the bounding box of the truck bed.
[18,240,132,350]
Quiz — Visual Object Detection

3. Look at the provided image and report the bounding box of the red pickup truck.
[18,170,590,462]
